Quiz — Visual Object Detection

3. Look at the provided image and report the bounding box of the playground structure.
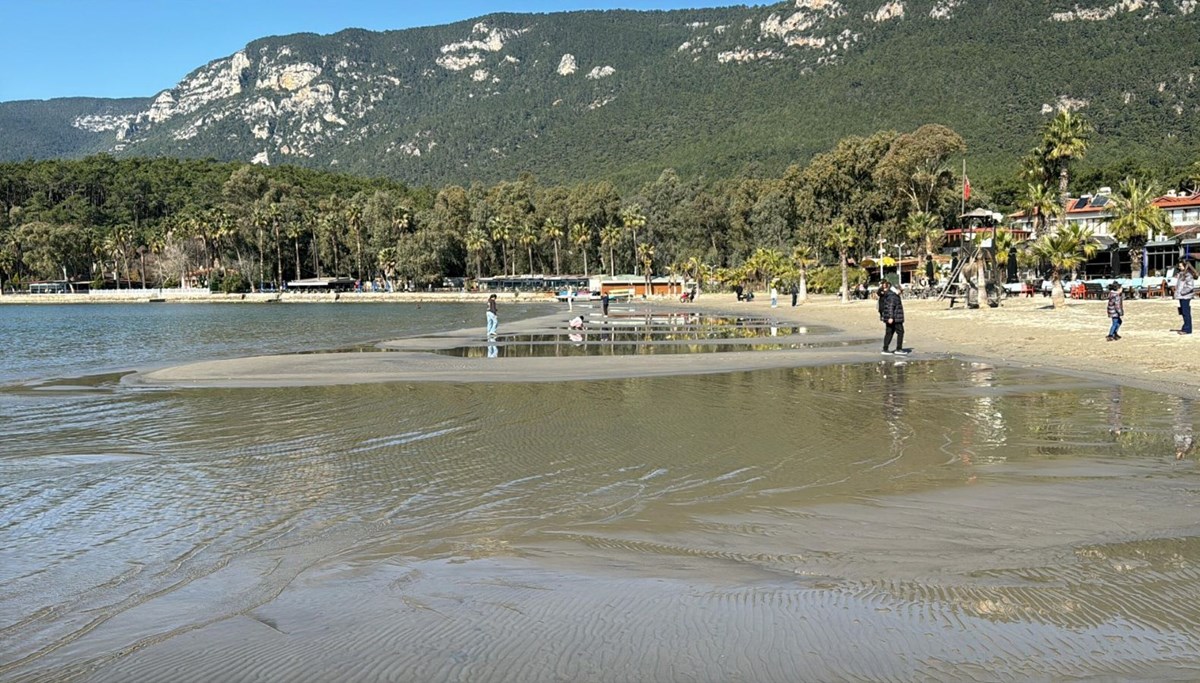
[937,209,1009,308]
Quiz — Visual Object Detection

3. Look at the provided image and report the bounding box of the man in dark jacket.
[878,281,908,355]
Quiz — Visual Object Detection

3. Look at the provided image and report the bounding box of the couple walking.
[877,280,908,355]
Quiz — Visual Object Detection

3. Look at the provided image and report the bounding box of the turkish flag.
[963,175,972,201]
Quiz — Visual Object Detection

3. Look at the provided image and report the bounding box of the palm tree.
[1042,109,1091,202]
[991,228,1018,286]
[824,221,859,303]
[517,221,538,275]
[252,204,270,291]
[569,222,592,277]
[465,227,489,281]
[621,205,647,275]
[377,246,399,291]
[685,255,707,294]
[488,216,512,277]
[666,261,682,296]
[600,223,622,274]
[543,219,564,275]
[1059,223,1100,280]
[637,242,655,297]
[1109,178,1171,278]
[791,245,815,303]
[268,202,284,290]
[1018,183,1062,240]
[904,211,943,284]
[344,201,364,281]
[1030,226,1096,308]
[745,247,788,292]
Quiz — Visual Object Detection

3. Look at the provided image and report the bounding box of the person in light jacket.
[1176,260,1195,335]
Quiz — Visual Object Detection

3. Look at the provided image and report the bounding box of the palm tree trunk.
[1051,273,1065,309]
[839,250,849,303]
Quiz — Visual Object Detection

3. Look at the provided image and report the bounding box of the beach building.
[285,277,357,292]
[1146,190,1200,273]
[476,274,590,293]
[595,275,695,297]
[1006,187,1200,276]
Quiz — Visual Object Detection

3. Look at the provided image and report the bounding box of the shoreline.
[120,290,1200,396]
[0,289,550,305]
[717,292,1200,398]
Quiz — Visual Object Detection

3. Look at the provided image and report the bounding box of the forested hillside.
[1,0,1197,191]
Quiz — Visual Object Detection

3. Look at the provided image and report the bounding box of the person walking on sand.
[1175,260,1195,335]
[486,294,498,339]
[791,284,799,307]
[601,291,610,317]
[878,280,908,355]
[770,285,779,308]
[1105,281,1124,341]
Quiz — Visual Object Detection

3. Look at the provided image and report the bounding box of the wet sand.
[9,296,1200,682]
[127,291,1200,396]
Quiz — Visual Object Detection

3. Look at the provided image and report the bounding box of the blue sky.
[1,0,744,102]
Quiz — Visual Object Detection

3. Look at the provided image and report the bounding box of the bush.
[807,265,868,294]
[210,272,250,294]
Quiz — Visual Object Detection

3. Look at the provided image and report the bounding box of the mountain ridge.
[2,1,1197,189]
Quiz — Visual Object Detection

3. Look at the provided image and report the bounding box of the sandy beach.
[725,292,1200,397]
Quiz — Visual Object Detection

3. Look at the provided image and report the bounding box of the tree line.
[1,120,1196,297]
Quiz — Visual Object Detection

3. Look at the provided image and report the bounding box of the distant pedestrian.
[601,292,610,316]
[1176,260,1195,335]
[878,280,907,355]
[1105,281,1124,341]
[791,284,798,307]
[770,285,779,308]
[486,294,498,339]
[567,286,575,311]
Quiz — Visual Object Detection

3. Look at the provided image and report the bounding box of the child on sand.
[1105,281,1124,341]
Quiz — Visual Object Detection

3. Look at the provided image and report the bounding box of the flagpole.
[961,158,966,216]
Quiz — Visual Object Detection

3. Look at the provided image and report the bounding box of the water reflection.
[2,362,1198,681]
[435,339,867,357]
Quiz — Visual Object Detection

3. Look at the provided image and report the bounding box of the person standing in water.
[486,294,498,339]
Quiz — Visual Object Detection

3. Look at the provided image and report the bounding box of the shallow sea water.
[2,304,1199,681]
